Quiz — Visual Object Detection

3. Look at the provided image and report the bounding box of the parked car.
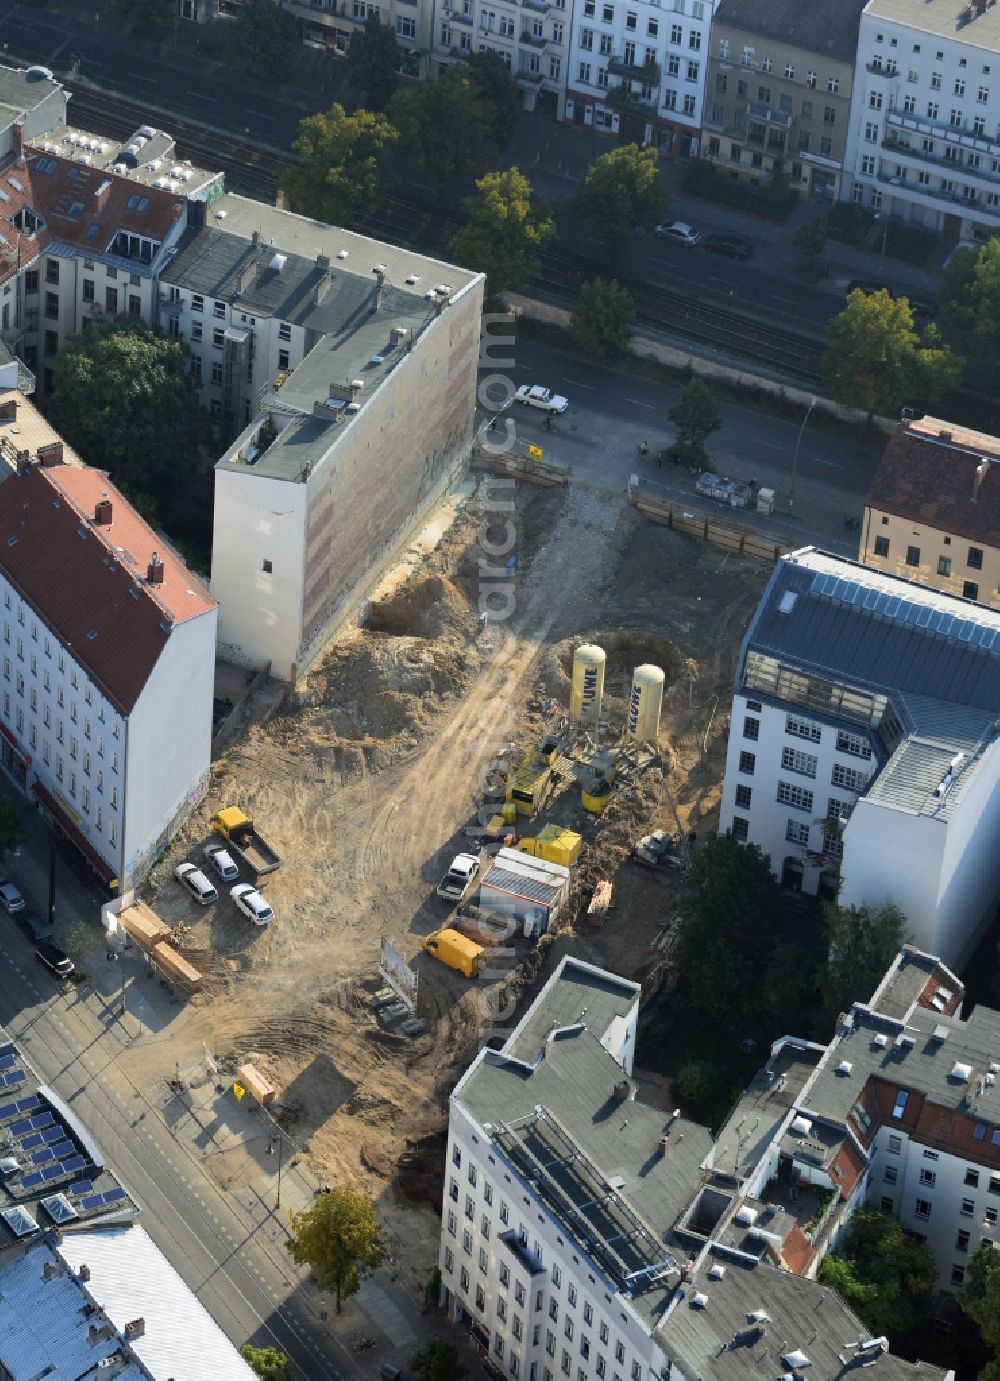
[846,278,892,299]
[702,233,754,261]
[514,385,569,414]
[0,881,25,914]
[35,938,74,979]
[16,908,51,942]
[655,220,702,245]
[231,883,273,927]
[380,1367,403,1381]
[174,862,218,906]
[203,842,240,883]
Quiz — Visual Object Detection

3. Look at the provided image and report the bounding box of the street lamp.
[790,396,817,513]
[874,211,889,266]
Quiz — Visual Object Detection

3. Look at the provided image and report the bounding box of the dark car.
[703,234,754,261]
[846,279,893,298]
[15,908,52,942]
[34,938,74,979]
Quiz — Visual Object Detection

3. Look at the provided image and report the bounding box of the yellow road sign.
[233,1081,246,1100]
[528,444,543,459]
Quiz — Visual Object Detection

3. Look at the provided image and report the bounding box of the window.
[928,102,939,119]
[731,816,749,841]
[937,556,952,577]
[396,14,415,36]
[213,327,225,348]
[968,545,984,570]
[962,1198,976,1216]
[739,750,755,775]
[870,91,883,109]
[966,1168,981,1188]
[884,1165,898,1183]
[957,1230,971,1252]
[888,1134,902,1154]
[881,1196,894,1212]
[578,61,591,82]
[781,747,817,778]
[777,781,813,812]
[964,581,979,600]
[837,730,872,760]
[952,1264,966,1286]
[919,1169,936,1187]
[915,1198,931,1220]
[874,535,890,558]
[861,155,876,175]
[743,716,759,740]
[672,23,682,42]
[735,784,752,809]
[786,714,821,743]
[45,260,59,285]
[905,544,920,567]
[988,1208,999,1226]
[892,1089,909,1119]
[786,819,810,845]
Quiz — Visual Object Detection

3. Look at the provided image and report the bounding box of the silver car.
[203,842,239,883]
[175,862,218,906]
[0,881,25,914]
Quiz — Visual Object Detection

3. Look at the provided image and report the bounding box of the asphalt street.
[491,337,879,556]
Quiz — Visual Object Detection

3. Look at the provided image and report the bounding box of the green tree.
[819,1210,936,1344]
[794,216,828,273]
[667,374,723,468]
[285,1187,384,1313]
[568,146,668,260]
[230,0,294,82]
[467,51,522,150]
[48,322,205,532]
[672,832,782,1027]
[240,1345,294,1381]
[820,900,907,1029]
[347,12,400,110]
[961,1244,1000,1381]
[449,169,554,304]
[110,0,173,42]
[822,289,962,422]
[569,278,635,361]
[284,104,398,227]
[674,1059,723,1121]
[389,69,500,190]
[940,237,1000,374]
[0,800,23,858]
[409,1339,468,1381]
[63,921,97,962]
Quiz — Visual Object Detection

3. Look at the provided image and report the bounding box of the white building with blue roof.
[719,546,1000,966]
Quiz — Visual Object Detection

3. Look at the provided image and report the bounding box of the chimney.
[613,1078,631,1103]
[313,269,332,305]
[251,229,261,247]
[0,398,16,422]
[37,441,62,467]
[146,553,165,585]
[124,1318,145,1340]
[94,179,112,208]
[94,498,113,526]
[42,1260,59,1281]
[79,1264,91,1282]
[372,266,386,313]
[11,123,23,162]
[973,457,991,501]
[317,253,331,270]
[658,1133,670,1157]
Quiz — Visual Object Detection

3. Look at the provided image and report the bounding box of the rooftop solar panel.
[20,1132,43,1150]
[0,1053,18,1072]
[51,1140,74,1159]
[20,1170,43,1189]
[1,1069,26,1087]
[78,1193,104,1211]
[31,1147,54,1166]
[69,1178,93,1196]
[59,1155,86,1175]
[102,1186,126,1204]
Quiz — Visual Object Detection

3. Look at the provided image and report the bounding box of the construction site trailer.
[518,824,582,869]
[119,900,171,953]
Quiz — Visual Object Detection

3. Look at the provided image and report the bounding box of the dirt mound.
[367,574,471,641]
[395,1127,447,1206]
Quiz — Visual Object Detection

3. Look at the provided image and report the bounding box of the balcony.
[519,28,547,46]
[608,53,661,82]
[517,65,545,82]
[865,61,900,77]
[499,1231,546,1276]
[441,3,473,20]
[882,132,1000,185]
[876,169,1000,218]
[747,99,794,128]
[886,107,1000,158]
[520,0,551,11]
[606,82,658,113]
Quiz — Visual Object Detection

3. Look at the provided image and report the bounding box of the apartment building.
[843,0,1000,241]
[431,0,568,117]
[440,953,953,1380]
[0,449,216,889]
[563,0,716,152]
[702,0,867,198]
[718,547,1000,969]
[861,413,1000,607]
[189,194,482,682]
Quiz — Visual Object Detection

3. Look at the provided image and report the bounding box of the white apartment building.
[843,0,1000,242]
[431,0,569,117]
[177,195,482,682]
[564,0,717,152]
[718,547,1000,970]
[0,452,216,889]
[440,954,955,1379]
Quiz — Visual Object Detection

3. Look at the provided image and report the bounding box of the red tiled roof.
[916,970,963,1017]
[866,417,1000,547]
[0,145,185,285]
[780,1223,816,1277]
[0,463,214,715]
[831,1136,867,1200]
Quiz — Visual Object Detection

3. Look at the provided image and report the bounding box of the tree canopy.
[449,168,554,304]
[819,1210,936,1345]
[110,0,173,42]
[569,278,635,361]
[389,68,502,190]
[822,289,962,421]
[794,216,828,272]
[284,104,398,227]
[667,374,723,467]
[820,900,907,1029]
[47,322,206,538]
[568,146,668,259]
[347,13,400,110]
[961,1244,1000,1381]
[940,236,1000,375]
[285,1187,384,1312]
[0,800,23,858]
[230,0,294,82]
[466,51,522,149]
[409,1340,469,1381]
[240,1345,294,1381]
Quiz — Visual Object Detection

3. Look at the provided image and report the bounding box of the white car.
[655,220,702,245]
[174,862,218,906]
[231,883,274,927]
[0,881,25,914]
[514,385,569,414]
[203,842,239,883]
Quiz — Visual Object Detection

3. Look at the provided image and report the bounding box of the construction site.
[121,472,773,1293]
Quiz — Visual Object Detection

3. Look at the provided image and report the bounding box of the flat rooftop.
[864,0,1000,49]
[38,120,220,198]
[0,389,84,473]
[713,1039,823,1179]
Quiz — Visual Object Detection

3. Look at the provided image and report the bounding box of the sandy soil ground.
[127,475,771,1281]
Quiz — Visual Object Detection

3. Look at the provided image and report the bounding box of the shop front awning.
[32,781,117,885]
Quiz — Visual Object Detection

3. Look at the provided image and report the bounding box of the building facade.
[718,547,1000,969]
[563,0,716,151]
[843,0,1000,242]
[439,953,955,1380]
[702,0,867,199]
[860,414,1000,608]
[431,0,569,117]
[0,455,216,889]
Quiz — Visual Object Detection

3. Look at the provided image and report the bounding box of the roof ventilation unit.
[836,1060,853,1076]
[708,1263,725,1280]
[871,1033,889,1049]
[791,1115,813,1136]
[950,1061,973,1082]
[932,1024,950,1043]
[269,253,287,273]
[691,1292,708,1309]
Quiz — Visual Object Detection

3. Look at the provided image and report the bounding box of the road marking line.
[811,457,847,470]
[624,398,656,409]
[561,379,594,389]
[128,74,157,83]
[186,92,217,102]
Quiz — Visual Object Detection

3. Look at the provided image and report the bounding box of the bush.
[884,220,938,265]
[827,202,873,247]
[682,159,798,222]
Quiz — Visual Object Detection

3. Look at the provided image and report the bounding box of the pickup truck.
[436,852,480,902]
[211,807,282,879]
[515,385,569,414]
